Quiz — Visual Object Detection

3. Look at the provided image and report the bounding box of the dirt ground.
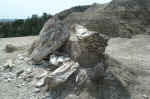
[105,35,150,99]
[0,36,51,99]
[1,35,150,99]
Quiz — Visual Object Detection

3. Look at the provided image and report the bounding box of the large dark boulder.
[30,17,69,64]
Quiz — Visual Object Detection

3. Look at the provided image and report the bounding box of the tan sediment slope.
[105,35,150,99]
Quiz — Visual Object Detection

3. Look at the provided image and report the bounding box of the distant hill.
[0,13,52,38]
[0,19,16,22]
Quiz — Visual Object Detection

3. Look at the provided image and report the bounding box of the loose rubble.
[29,24,108,93]
[1,0,150,99]
[49,54,71,67]
[2,59,15,70]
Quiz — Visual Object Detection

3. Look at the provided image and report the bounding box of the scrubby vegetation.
[0,13,52,38]
[0,5,90,38]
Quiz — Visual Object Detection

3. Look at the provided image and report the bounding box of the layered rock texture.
[64,0,150,37]
[30,17,69,64]
[29,22,109,99]
[27,0,150,99]
[65,24,108,67]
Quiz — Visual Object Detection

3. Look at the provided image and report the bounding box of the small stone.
[49,54,71,66]
[26,68,32,74]
[7,78,12,82]
[21,83,25,86]
[3,64,9,70]
[24,57,30,62]
[23,74,34,82]
[36,72,48,80]
[17,54,24,60]
[2,59,15,70]
[18,76,22,79]
[16,85,21,88]
[8,59,15,68]
[0,66,3,69]
[35,78,45,88]
[15,59,23,64]
[16,70,24,77]
[65,94,79,99]
[33,88,40,93]
[143,94,149,99]
[5,44,18,53]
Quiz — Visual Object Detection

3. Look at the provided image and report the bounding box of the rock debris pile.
[28,17,111,99]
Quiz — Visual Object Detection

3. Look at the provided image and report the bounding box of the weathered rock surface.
[4,44,26,53]
[29,23,109,99]
[105,35,150,99]
[5,44,19,53]
[28,37,40,55]
[30,17,69,64]
[75,62,105,86]
[24,0,150,99]
[30,23,133,99]
[43,60,79,90]
[30,23,108,67]
[49,54,71,67]
[2,59,15,70]
[64,0,150,38]
[65,24,108,67]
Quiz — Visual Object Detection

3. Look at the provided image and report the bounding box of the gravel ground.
[0,36,50,99]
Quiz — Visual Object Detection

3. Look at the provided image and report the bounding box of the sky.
[0,0,112,19]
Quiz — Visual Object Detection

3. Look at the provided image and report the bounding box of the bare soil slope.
[105,35,150,99]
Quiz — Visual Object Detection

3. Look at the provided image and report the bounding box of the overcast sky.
[0,0,111,19]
